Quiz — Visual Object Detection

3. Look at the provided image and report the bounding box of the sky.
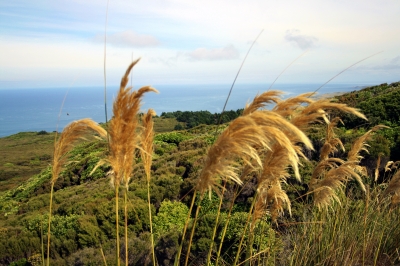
[0,0,399,89]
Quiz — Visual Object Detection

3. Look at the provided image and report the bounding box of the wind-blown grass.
[31,60,399,266]
[48,119,107,266]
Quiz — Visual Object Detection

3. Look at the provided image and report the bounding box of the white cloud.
[362,55,400,70]
[186,45,239,61]
[284,29,318,50]
[390,56,400,64]
[93,30,160,48]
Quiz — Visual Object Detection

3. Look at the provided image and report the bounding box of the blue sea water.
[0,83,368,137]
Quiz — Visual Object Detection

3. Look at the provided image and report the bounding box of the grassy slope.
[0,118,180,194]
[0,82,399,265]
[0,132,55,193]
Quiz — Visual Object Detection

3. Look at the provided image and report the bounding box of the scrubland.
[0,62,399,266]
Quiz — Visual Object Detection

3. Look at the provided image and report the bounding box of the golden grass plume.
[52,118,107,183]
[107,59,158,188]
[141,109,156,181]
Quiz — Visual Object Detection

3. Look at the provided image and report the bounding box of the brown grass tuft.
[319,117,344,161]
[107,60,158,188]
[272,92,315,118]
[52,119,107,183]
[347,125,389,163]
[196,115,267,197]
[385,170,400,203]
[141,109,156,181]
[243,90,283,115]
[290,98,367,131]
[49,118,106,266]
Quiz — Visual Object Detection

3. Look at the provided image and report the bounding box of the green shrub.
[153,200,189,238]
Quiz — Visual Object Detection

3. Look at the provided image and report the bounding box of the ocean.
[0,83,368,137]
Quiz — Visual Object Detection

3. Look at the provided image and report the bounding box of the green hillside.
[0,81,400,266]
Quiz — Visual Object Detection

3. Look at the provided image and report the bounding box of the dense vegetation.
[160,109,243,130]
[0,78,399,266]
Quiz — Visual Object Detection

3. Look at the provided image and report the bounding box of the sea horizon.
[0,82,376,138]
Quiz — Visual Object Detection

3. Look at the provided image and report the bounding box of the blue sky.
[0,0,399,89]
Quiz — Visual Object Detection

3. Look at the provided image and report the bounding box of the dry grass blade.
[249,111,314,155]
[262,182,291,220]
[106,60,158,266]
[141,109,156,181]
[254,145,295,222]
[311,165,361,208]
[52,119,107,183]
[385,161,394,172]
[243,90,283,115]
[320,117,345,161]
[197,115,269,197]
[108,61,158,187]
[49,118,106,266]
[375,154,381,182]
[141,108,157,266]
[310,160,366,208]
[385,171,400,199]
[347,125,389,163]
[259,125,303,180]
[291,99,367,131]
[272,92,315,118]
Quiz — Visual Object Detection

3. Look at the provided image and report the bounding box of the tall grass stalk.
[102,60,157,265]
[141,109,157,266]
[115,186,120,266]
[41,219,44,266]
[100,243,108,266]
[215,184,241,265]
[124,188,128,266]
[47,119,107,266]
[103,0,109,125]
[287,189,400,265]
[215,29,263,134]
[233,196,256,265]
[184,194,204,266]
[206,182,226,265]
[175,192,196,266]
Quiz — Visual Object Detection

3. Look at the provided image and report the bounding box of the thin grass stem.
[41,218,45,266]
[234,195,256,265]
[206,182,226,265]
[124,188,128,266]
[115,185,120,266]
[147,180,156,266]
[184,194,204,266]
[215,29,264,135]
[175,193,196,266]
[46,183,54,266]
[100,242,108,266]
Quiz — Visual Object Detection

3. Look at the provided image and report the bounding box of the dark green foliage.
[335,82,400,158]
[154,132,191,145]
[153,200,188,238]
[0,228,41,265]
[160,109,243,129]
[155,231,180,266]
[173,124,184,131]
[37,130,49,135]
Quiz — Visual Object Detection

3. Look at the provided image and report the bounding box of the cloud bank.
[284,29,318,50]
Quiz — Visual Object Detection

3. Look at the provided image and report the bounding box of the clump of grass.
[286,188,400,266]
[140,108,157,266]
[96,59,158,265]
[385,167,400,206]
[48,119,107,266]
[38,55,400,266]
[310,124,388,208]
